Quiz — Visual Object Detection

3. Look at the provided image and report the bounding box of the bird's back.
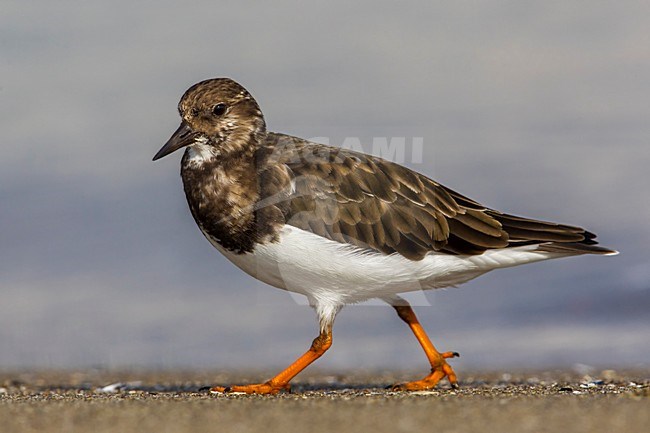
[260,132,616,260]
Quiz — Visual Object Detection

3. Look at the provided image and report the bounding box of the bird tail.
[488,212,618,256]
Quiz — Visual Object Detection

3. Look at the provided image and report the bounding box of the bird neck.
[179,136,268,253]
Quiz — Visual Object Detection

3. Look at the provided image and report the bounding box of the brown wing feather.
[262,133,614,259]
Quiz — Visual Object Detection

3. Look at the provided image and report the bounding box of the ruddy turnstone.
[153,78,617,394]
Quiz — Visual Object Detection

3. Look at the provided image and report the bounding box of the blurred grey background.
[1,1,648,372]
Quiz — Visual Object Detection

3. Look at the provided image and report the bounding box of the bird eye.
[212,103,227,116]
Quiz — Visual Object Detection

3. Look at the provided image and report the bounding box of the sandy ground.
[1,369,648,433]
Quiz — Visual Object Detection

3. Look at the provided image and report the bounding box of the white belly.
[205,225,564,307]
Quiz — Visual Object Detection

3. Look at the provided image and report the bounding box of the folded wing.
[261,134,615,260]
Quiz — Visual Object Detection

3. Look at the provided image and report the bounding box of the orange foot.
[391,351,460,391]
[210,381,291,395]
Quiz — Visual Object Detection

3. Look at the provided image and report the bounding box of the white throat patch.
[186,140,219,165]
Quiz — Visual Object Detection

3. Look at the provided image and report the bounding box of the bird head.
[153,78,266,161]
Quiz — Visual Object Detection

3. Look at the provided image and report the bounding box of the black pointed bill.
[153,122,201,161]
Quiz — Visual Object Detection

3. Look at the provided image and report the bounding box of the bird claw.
[210,381,290,395]
[390,351,459,391]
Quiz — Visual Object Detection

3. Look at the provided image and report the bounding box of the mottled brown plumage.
[156,78,614,259]
[257,133,612,259]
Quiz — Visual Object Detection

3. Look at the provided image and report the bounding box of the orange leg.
[391,302,459,390]
[210,324,333,395]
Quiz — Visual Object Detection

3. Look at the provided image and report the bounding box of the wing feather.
[261,133,615,259]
